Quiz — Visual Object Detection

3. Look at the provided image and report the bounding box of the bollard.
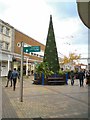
[66,73,68,85]
[34,73,36,80]
[42,73,44,85]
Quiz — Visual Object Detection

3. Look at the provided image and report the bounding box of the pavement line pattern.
[44,86,88,105]
[2,88,18,118]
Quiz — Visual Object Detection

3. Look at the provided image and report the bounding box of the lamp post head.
[77,1,90,29]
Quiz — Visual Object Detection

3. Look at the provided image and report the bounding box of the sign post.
[19,45,40,102]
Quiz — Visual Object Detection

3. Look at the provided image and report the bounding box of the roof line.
[0,19,45,46]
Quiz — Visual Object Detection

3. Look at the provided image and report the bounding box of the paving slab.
[1,77,89,119]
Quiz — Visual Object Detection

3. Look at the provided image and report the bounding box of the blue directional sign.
[23,46,40,53]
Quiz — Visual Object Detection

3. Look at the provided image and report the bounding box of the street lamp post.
[20,41,24,102]
[77,1,90,70]
[77,1,90,29]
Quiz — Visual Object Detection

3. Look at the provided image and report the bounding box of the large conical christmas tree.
[43,15,60,73]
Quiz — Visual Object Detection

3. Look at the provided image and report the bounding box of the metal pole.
[20,41,24,102]
[26,57,28,76]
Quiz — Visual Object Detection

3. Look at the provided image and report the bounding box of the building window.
[6,27,10,36]
[0,25,3,33]
[0,41,3,49]
[31,52,33,55]
[5,42,9,50]
[40,55,43,58]
[34,53,36,56]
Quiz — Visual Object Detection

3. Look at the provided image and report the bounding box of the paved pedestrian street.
[1,76,89,119]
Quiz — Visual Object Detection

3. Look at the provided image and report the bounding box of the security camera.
[17,42,21,47]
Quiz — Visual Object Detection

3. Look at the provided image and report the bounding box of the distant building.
[0,19,45,76]
[75,63,87,71]
[0,19,15,76]
[60,61,75,71]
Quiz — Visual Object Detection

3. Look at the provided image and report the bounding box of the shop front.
[0,53,12,77]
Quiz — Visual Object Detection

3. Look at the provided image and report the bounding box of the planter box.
[86,76,90,85]
[33,73,66,85]
[33,73,42,84]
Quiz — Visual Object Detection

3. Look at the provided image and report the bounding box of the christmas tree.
[43,15,60,73]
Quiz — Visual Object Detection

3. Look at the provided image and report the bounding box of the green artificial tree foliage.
[43,15,60,73]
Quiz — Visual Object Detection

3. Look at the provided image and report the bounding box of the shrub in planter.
[58,70,65,76]
[34,62,54,84]
[35,62,54,77]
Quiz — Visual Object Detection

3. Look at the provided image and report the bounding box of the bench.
[48,81,64,83]
[47,77,63,79]
[47,76,66,84]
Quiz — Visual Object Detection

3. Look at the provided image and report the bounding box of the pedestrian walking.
[78,69,85,87]
[70,70,74,86]
[5,69,12,87]
[17,68,20,82]
[11,68,19,91]
[86,70,90,85]
[31,70,33,75]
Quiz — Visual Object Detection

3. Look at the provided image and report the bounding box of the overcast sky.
[0,0,88,64]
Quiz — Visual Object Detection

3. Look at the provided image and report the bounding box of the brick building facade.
[13,29,45,75]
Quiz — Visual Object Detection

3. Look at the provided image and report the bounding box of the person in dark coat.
[78,69,85,87]
[86,70,90,85]
[11,68,19,91]
[70,70,74,86]
[5,69,12,87]
[31,70,33,75]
